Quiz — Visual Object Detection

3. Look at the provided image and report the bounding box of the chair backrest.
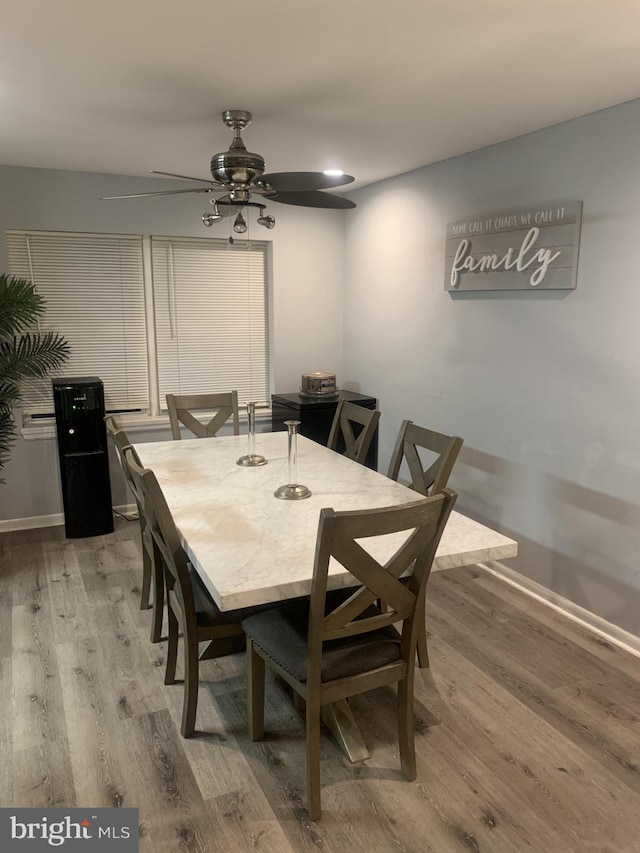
[106,416,126,462]
[104,415,120,440]
[105,416,141,502]
[124,447,197,623]
[387,420,463,496]
[116,435,148,513]
[307,490,456,674]
[166,391,240,440]
[327,401,380,465]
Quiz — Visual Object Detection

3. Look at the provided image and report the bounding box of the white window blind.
[151,236,269,406]
[6,230,149,417]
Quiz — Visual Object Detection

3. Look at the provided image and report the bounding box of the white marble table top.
[134,433,517,611]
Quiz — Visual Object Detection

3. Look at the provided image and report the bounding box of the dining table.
[134,431,518,759]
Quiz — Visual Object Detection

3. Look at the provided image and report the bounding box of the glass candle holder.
[236,401,268,466]
[274,420,311,500]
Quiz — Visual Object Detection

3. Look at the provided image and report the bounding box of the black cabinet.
[53,377,114,538]
[271,390,378,470]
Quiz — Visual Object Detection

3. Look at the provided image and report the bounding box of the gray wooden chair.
[166,391,240,440]
[242,490,457,821]
[105,416,164,643]
[124,447,274,738]
[387,419,463,667]
[327,400,380,465]
[387,420,463,497]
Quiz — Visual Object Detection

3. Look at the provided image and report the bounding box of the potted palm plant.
[0,274,70,480]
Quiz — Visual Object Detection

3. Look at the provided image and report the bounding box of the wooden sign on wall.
[444,201,582,291]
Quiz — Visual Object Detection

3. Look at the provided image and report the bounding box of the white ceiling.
[2,0,640,191]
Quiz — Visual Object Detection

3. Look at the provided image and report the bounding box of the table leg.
[199,635,245,660]
[288,681,370,763]
[321,699,370,763]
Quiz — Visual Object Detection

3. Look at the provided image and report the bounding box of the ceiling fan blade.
[265,190,356,210]
[261,171,355,192]
[100,187,217,199]
[150,170,220,185]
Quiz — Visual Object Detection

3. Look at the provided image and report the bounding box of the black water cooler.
[53,377,114,538]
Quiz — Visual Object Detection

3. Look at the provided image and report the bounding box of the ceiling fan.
[101,109,356,231]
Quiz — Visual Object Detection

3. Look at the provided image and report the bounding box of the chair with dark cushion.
[242,490,457,821]
[387,419,463,668]
[327,400,380,466]
[166,391,240,440]
[105,416,164,643]
[124,446,274,737]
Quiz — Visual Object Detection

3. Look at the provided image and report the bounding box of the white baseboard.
[0,504,137,533]
[478,560,640,660]
[0,512,65,532]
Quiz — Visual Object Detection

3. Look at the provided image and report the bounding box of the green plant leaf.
[0,274,45,338]
[0,333,71,382]
[0,406,17,477]
[0,272,70,477]
[0,379,20,405]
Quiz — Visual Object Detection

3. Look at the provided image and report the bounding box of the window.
[5,230,271,422]
[6,230,148,416]
[151,236,269,405]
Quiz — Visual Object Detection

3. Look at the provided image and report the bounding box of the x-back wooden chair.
[387,419,463,667]
[105,416,164,643]
[242,490,457,820]
[166,391,240,440]
[387,420,463,497]
[327,400,380,465]
[124,447,277,737]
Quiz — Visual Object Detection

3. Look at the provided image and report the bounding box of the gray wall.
[0,165,345,523]
[343,97,640,638]
[5,100,640,640]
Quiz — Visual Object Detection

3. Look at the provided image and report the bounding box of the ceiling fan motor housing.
[211,111,266,186]
[210,148,266,186]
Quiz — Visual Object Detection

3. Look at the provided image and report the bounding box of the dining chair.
[166,391,240,440]
[387,419,463,668]
[387,420,463,497]
[124,446,273,737]
[326,400,380,465]
[105,416,164,643]
[242,489,457,821]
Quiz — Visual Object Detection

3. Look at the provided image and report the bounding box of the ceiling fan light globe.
[233,211,248,233]
[258,214,276,229]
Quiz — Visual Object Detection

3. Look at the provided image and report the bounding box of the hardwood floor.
[2,519,640,852]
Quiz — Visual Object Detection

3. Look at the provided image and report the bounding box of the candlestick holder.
[236,401,268,466]
[274,420,311,500]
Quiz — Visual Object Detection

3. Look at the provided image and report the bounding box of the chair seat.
[242,597,402,683]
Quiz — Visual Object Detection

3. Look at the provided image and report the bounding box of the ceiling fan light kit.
[232,210,248,234]
[101,109,356,230]
[257,211,276,230]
